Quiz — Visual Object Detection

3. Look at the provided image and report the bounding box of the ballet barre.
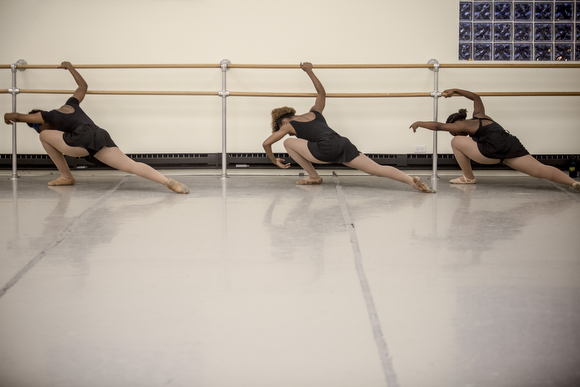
[6,62,580,70]
[3,60,580,184]
[2,90,579,97]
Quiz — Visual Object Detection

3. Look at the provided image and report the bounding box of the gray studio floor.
[1,168,579,387]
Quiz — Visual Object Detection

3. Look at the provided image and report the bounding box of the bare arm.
[442,88,485,117]
[59,61,88,103]
[409,120,475,135]
[262,126,293,169]
[4,112,44,125]
[301,62,326,113]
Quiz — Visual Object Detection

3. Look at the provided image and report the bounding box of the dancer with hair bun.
[4,61,189,194]
[410,88,580,191]
[262,62,434,193]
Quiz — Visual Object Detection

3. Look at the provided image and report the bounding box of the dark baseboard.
[1,153,577,171]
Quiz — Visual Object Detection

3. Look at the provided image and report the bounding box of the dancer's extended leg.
[344,154,434,193]
[39,130,89,185]
[504,155,579,188]
[283,138,325,185]
[94,147,189,193]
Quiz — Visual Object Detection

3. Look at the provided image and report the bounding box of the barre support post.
[428,59,440,189]
[9,60,27,180]
[219,59,231,179]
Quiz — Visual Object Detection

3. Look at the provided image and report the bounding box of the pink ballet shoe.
[164,178,189,194]
[413,176,435,193]
[450,176,477,184]
[296,177,323,185]
[48,177,75,186]
[572,181,580,192]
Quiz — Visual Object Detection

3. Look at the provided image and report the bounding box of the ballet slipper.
[164,178,189,194]
[48,177,75,186]
[412,176,435,193]
[449,176,477,184]
[296,177,323,185]
[572,181,580,192]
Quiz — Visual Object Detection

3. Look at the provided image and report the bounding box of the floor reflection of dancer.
[3,61,189,194]
[262,62,434,193]
[410,88,580,191]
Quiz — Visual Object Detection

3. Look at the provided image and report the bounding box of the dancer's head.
[446,108,469,136]
[271,106,296,132]
[446,108,467,124]
[26,109,42,133]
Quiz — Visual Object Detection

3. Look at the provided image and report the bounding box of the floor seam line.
[0,176,130,299]
[332,172,399,387]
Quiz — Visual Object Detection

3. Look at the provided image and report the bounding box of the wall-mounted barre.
[4,63,580,69]
[3,60,579,186]
[3,90,579,97]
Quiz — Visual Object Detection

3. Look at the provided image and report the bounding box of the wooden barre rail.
[1,89,579,97]
[2,63,580,70]
[1,89,218,96]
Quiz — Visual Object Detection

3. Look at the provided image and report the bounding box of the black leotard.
[40,97,117,156]
[290,111,360,163]
[470,117,529,162]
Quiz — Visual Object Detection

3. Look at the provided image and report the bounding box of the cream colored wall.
[1,0,579,156]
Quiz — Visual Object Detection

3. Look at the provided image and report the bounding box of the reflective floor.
[1,169,579,387]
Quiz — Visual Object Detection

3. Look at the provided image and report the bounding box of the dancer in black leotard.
[410,88,580,191]
[262,62,434,193]
[4,62,189,194]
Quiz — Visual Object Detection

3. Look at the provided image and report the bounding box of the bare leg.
[39,131,89,185]
[283,138,325,184]
[450,136,500,181]
[344,154,434,193]
[94,147,189,194]
[504,155,579,188]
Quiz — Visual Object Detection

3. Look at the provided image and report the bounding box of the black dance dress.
[290,111,360,163]
[470,117,529,162]
[41,97,117,156]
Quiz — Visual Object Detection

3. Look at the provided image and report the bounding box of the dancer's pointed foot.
[296,176,323,185]
[412,176,435,193]
[450,176,477,184]
[572,181,580,192]
[48,177,75,186]
[164,178,189,194]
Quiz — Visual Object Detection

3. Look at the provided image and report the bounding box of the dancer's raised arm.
[59,61,88,103]
[442,88,486,117]
[301,62,326,113]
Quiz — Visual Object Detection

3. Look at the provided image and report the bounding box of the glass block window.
[458,0,580,60]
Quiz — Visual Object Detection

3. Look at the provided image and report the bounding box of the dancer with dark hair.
[410,88,580,191]
[262,62,434,193]
[4,61,189,194]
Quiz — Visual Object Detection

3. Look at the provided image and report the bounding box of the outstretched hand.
[409,122,420,133]
[300,62,313,72]
[275,158,291,169]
